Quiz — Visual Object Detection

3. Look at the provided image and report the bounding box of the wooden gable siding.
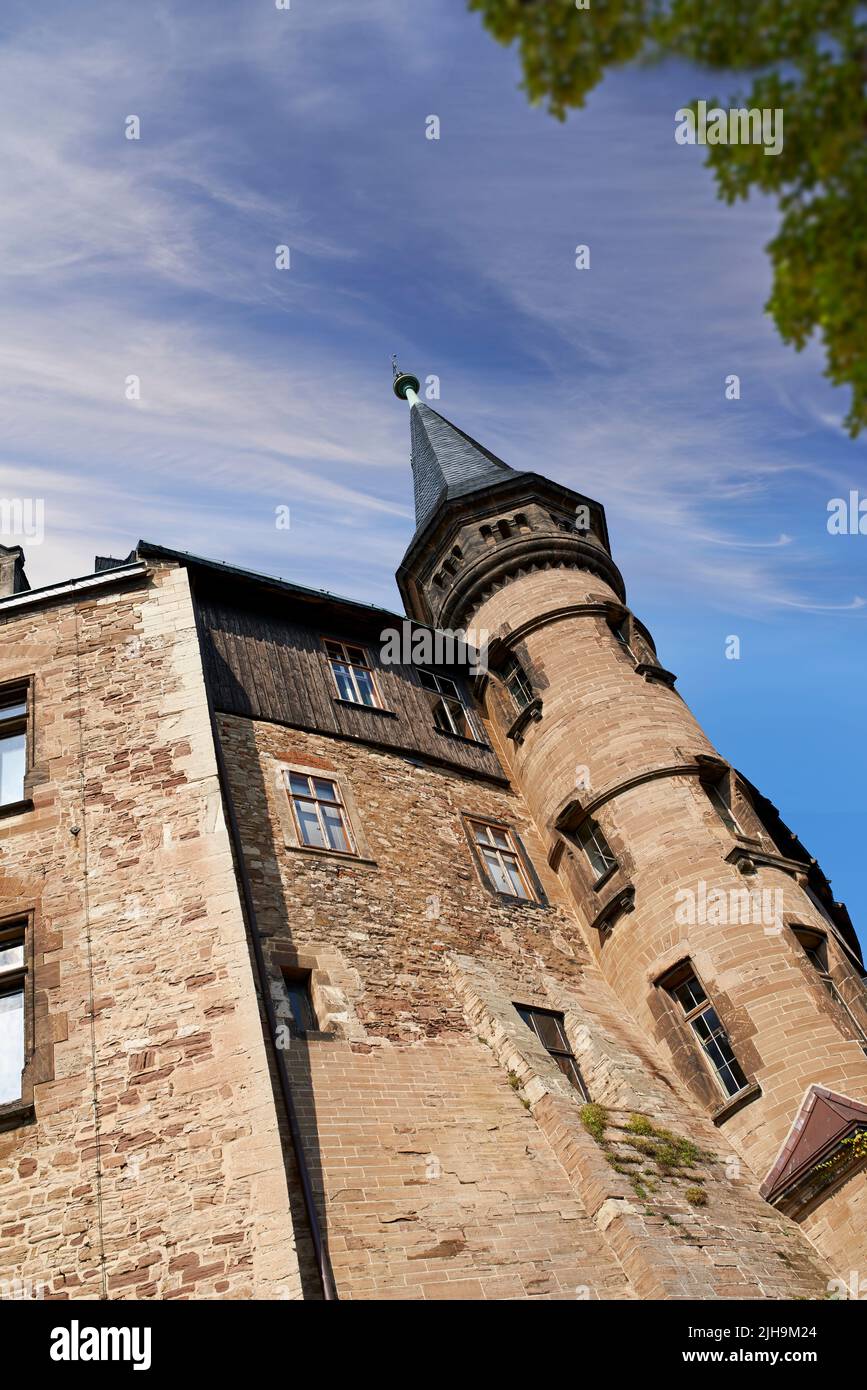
[197,595,506,782]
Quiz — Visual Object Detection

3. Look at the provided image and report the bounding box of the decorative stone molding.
[505,697,542,745]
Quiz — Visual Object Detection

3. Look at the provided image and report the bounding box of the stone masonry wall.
[0,565,303,1300]
[219,711,836,1299]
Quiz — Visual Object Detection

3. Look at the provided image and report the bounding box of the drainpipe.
[189,575,338,1302]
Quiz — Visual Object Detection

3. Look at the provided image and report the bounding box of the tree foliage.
[469,0,867,434]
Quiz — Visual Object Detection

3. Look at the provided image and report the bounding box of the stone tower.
[394,369,867,1274]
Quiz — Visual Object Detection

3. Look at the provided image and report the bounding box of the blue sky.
[2,0,865,946]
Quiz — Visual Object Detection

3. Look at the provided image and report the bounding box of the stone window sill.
[711,1081,762,1126]
[590,884,635,936]
[634,663,677,688]
[505,698,543,745]
[286,844,378,869]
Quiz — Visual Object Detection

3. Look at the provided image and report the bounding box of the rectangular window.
[704,778,742,837]
[611,619,637,664]
[323,639,381,709]
[0,922,26,1105]
[794,928,867,1052]
[287,772,354,854]
[501,656,533,711]
[515,1005,589,1099]
[0,686,27,808]
[470,820,534,900]
[418,670,475,739]
[282,970,317,1035]
[576,818,617,883]
[667,968,748,1099]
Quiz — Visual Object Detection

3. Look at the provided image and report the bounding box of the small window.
[793,928,867,1051]
[497,520,511,539]
[515,1004,589,1100]
[501,655,533,711]
[666,967,748,1099]
[0,922,26,1105]
[0,686,27,807]
[287,772,354,855]
[418,670,475,739]
[282,970,317,1035]
[610,618,636,664]
[470,821,534,901]
[575,818,617,884]
[703,777,742,837]
[323,639,381,709]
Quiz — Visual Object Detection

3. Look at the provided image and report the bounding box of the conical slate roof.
[410,402,526,530]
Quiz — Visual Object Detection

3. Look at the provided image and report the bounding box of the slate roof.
[410,402,527,530]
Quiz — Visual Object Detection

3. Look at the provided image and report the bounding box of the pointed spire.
[393,366,523,529]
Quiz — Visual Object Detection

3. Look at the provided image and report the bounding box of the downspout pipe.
[189,574,338,1302]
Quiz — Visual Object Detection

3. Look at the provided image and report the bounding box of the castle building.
[0,372,865,1300]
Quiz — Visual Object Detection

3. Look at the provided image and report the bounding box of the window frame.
[322,638,383,710]
[514,1003,589,1100]
[702,773,744,837]
[465,817,545,905]
[500,655,533,712]
[0,678,32,814]
[285,770,356,857]
[662,963,749,1101]
[280,968,317,1037]
[792,927,867,1052]
[417,669,477,740]
[0,919,28,1109]
[575,816,618,887]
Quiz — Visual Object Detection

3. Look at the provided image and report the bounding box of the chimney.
[0,545,30,598]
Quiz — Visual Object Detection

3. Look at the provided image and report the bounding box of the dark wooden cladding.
[197,594,506,782]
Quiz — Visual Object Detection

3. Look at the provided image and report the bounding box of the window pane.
[490,828,510,849]
[673,976,706,1013]
[691,1005,721,1044]
[0,733,25,806]
[312,778,337,802]
[321,805,350,853]
[0,941,24,974]
[285,980,314,1032]
[0,700,26,721]
[432,699,458,736]
[418,671,439,692]
[353,667,378,707]
[473,824,492,845]
[331,662,356,702]
[533,1012,566,1051]
[288,772,311,796]
[0,987,24,1104]
[295,800,325,849]
[502,855,529,899]
[324,640,343,659]
[554,1054,589,1099]
[481,847,511,895]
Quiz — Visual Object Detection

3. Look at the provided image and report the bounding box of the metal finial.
[392,356,421,403]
